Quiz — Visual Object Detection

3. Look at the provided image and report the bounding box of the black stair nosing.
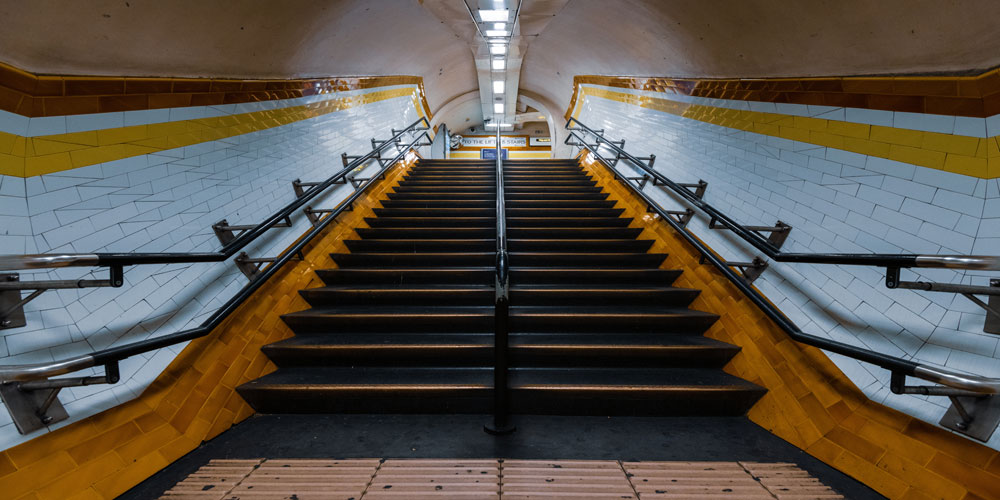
[387,192,611,200]
[331,252,495,267]
[363,217,496,227]
[343,239,495,252]
[510,268,682,286]
[353,227,644,240]
[236,367,764,416]
[316,267,495,286]
[259,335,740,369]
[331,252,667,269]
[507,239,655,252]
[298,285,494,306]
[508,286,700,306]
[506,217,631,227]
[373,208,628,217]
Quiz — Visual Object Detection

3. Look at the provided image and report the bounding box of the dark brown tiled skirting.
[0,61,430,117]
[569,68,1000,118]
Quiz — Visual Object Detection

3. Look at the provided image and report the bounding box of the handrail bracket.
[891,371,1000,441]
[0,361,119,434]
[710,218,792,250]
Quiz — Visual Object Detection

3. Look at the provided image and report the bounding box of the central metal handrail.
[564,119,1000,401]
[0,123,431,385]
[486,125,514,434]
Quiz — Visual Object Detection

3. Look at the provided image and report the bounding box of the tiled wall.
[0,161,413,499]
[572,82,1000,450]
[0,80,428,451]
[584,159,1000,499]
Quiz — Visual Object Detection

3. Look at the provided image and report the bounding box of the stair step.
[508,239,654,252]
[364,217,495,227]
[372,207,626,218]
[505,200,618,208]
[281,306,495,333]
[379,200,495,208]
[507,217,630,227]
[386,192,610,200]
[300,285,494,306]
[331,252,667,268]
[331,252,494,267]
[344,239,494,252]
[508,306,719,334]
[237,367,764,415]
[509,286,698,306]
[510,268,681,285]
[317,268,494,286]
[259,334,738,368]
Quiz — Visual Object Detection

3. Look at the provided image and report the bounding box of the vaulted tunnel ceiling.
[2,0,1000,134]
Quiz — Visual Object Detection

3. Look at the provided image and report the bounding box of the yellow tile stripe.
[577,86,1000,179]
[0,86,422,178]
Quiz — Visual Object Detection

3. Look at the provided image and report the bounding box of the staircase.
[237,159,765,416]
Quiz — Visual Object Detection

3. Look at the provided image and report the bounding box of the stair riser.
[331,253,665,268]
[511,270,681,286]
[261,346,736,369]
[387,193,610,200]
[318,269,494,286]
[237,387,759,416]
[282,314,493,333]
[509,289,698,306]
[509,314,715,334]
[353,228,643,239]
[300,289,493,307]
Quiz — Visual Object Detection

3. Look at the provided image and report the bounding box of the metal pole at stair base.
[486,124,515,435]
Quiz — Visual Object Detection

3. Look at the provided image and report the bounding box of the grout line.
[617,459,642,499]
[357,457,384,500]
[737,461,781,500]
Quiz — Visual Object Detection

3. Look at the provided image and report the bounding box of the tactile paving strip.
[160,459,844,499]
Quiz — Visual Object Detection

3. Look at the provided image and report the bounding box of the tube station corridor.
[0,1,999,499]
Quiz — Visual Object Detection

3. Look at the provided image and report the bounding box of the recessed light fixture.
[494,103,505,113]
[490,44,506,55]
[538,115,545,119]
[486,122,514,129]
[484,30,508,37]
[493,81,505,93]
[492,59,505,70]
[479,9,508,22]
[493,23,506,30]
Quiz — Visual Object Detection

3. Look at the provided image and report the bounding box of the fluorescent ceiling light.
[484,30,508,37]
[494,103,505,113]
[486,122,513,129]
[492,59,505,70]
[490,44,506,55]
[538,115,545,119]
[479,9,509,22]
[493,23,506,30]
[493,81,505,93]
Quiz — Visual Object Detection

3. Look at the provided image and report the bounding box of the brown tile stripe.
[568,69,1000,119]
[0,61,431,118]
[159,459,845,499]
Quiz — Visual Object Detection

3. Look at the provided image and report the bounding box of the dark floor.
[119,414,885,499]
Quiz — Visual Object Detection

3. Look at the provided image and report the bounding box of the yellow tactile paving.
[159,459,845,499]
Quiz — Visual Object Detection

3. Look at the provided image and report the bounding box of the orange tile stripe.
[580,154,1000,500]
[0,61,432,119]
[573,86,1000,179]
[0,85,425,178]
[0,157,416,500]
[567,70,1000,120]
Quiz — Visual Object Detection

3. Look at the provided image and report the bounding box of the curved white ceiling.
[2,0,999,126]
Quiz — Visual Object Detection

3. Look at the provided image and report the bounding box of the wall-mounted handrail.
[486,125,514,434]
[564,122,1000,399]
[566,117,1000,272]
[0,125,431,386]
[0,117,431,272]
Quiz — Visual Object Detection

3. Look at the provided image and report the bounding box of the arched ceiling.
[2,0,999,130]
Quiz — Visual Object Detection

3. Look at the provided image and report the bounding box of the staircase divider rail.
[486,125,515,434]
[565,117,1000,441]
[0,118,431,434]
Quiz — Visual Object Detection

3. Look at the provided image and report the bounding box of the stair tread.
[266,333,736,348]
[243,367,764,390]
